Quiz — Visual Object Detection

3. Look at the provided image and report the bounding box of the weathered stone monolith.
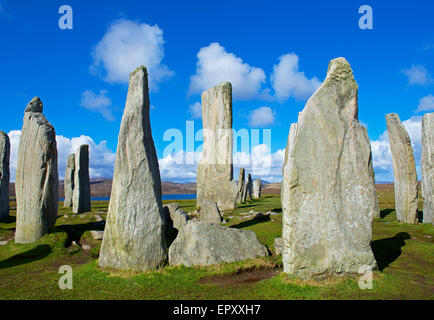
[15,97,58,243]
[72,144,91,213]
[0,131,10,221]
[236,168,245,204]
[242,173,252,202]
[282,58,379,279]
[99,66,167,271]
[385,113,418,224]
[253,178,262,199]
[63,154,75,208]
[421,112,433,224]
[196,82,238,211]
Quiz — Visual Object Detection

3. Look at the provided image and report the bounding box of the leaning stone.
[282,58,379,279]
[0,131,10,221]
[72,145,91,213]
[386,113,419,224]
[63,154,75,208]
[236,168,245,204]
[15,97,58,244]
[274,237,283,255]
[98,66,167,271]
[199,200,222,224]
[168,221,268,266]
[196,82,238,211]
[252,178,262,199]
[90,230,104,240]
[421,112,433,224]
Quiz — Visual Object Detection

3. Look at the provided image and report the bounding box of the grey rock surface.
[274,237,283,255]
[163,203,189,230]
[72,144,91,213]
[199,200,222,224]
[99,66,167,271]
[386,113,418,224]
[0,131,10,221]
[63,154,75,208]
[242,174,252,202]
[281,58,379,279]
[252,178,262,199]
[15,97,59,243]
[196,82,238,211]
[421,112,433,224]
[90,230,104,240]
[169,221,268,266]
[236,168,245,204]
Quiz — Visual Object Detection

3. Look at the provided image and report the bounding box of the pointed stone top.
[25,97,43,113]
[385,113,401,121]
[130,65,148,78]
[325,57,355,83]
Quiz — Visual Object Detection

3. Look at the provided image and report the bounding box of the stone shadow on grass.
[0,244,51,269]
[380,209,394,219]
[230,215,271,229]
[371,232,410,271]
[57,222,104,247]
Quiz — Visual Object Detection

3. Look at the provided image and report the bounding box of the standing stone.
[421,112,433,224]
[386,113,418,224]
[99,66,166,271]
[15,97,58,243]
[199,200,222,224]
[282,58,379,279]
[242,173,253,202]
[0,131,10,221]
[236,168,245,204]
[63,154,75,208]
[72,144,91,213]
[196,82,238,211]
[253,178,262,199]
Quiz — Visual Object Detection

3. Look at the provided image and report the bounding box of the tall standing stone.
[236,168,245,204]
[15,97,58,243]
[196,82,238,211]
[242,173,252,202]
[421,112,433,224]
[63,154,75,208]
[386,113,418,224]
[99,66,167,271]
[253,178,262,199]
[282,58,379,279]
[72,144,91,213]
[0,131,10,221]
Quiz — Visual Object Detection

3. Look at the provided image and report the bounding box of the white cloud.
[8,131,116,181]
[402,65,432,86]
[271,53,321,102]
[158,151,202,183]
[370,116,422,182]
[189,42,266,100]
[416,94,434,112]
[188,102,202,119]
[91,19,173,91]
[248,106,275,127]
[80,89,114,121]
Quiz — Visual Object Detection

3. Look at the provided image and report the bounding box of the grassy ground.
[0,189,433,300]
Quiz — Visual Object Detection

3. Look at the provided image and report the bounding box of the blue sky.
[0,0,433,182]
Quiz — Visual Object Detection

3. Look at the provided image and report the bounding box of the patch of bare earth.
[199,267,281,286]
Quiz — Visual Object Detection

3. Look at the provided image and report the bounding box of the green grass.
[0,191,433,300]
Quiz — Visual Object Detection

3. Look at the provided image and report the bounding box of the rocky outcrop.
[15,97,59,243]
[72,144,91,213]
[168,221,268,266]
[196,82,238,211]
[199,200,222,224]
[252,178,262,199]
[63,154,75,208]
[236,168,245,204]
[281,58,379,279]
[0,131,10,221]
[99,66,167,271]
[421,112,433,224]
[386,113,418,224]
